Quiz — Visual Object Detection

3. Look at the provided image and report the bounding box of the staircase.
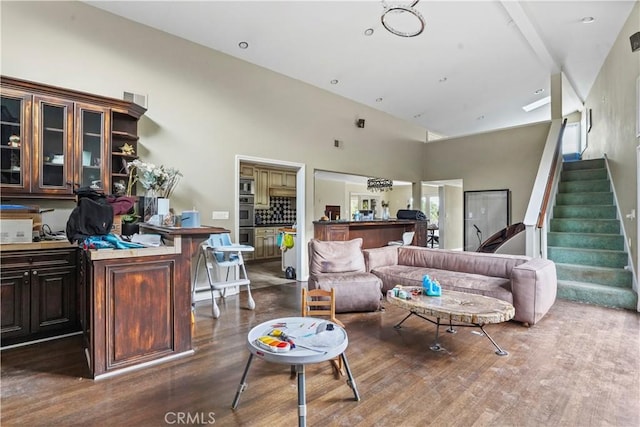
[547,158,638,310]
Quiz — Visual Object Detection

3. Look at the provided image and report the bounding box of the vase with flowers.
[127,159,182,223]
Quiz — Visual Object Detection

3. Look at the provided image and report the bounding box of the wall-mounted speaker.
[631,31,640,53]
[356,118,365,128]
[123,91,148,108]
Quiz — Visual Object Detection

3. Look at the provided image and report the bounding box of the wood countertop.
[0,240,76,252]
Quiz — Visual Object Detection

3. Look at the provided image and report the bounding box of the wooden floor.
[1,282,639,427]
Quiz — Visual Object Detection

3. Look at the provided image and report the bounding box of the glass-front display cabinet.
[0,89,31,193]
[75,104,109,192]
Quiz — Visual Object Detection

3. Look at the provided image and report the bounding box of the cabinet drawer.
[1,249,78,269]
[255,227,276,237]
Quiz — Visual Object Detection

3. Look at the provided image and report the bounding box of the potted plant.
[120,213,141,236]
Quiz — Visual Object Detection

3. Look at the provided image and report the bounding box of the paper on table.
[130,233,162,247]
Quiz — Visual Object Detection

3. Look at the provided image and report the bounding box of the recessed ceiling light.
[364,28,374,36]
[477,115,485,120]
[376,97,383,102]
[522,96,551,112]
[439,77,448,83]
[238,41,249,49]
[330,79,339,85]
[534,88,544,95]
[581,16,595,24]
[414,113,422,119]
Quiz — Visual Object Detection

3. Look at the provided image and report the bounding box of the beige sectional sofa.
[363,245,557,325]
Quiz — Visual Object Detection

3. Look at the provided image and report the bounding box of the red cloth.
[106,196,136,215]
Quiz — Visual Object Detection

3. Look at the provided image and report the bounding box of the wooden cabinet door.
[0,89,32,194]
[269,170,284,187]
[254,168,270,208]
[0,269,30,340]
[239,164,254,178]
[30,265,77,334]
[284,172,296,188]
[75,103,110,193]
[327,225,350,241]
[32,95,74,195]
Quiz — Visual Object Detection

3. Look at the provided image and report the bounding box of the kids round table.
[231,316,360,427]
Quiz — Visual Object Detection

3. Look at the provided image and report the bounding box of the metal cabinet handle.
[32,270,38,275]
[23,272,29,276]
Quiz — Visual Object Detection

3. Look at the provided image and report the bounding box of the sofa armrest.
[363,246,398,272]
[511,258,557,325]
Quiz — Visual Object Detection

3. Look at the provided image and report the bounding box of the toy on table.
[256,336,291,353]
[422,275,442,297]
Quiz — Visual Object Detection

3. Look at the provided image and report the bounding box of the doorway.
[236,155,306,281]
[421,179,463,250]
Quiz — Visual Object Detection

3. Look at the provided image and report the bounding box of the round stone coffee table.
[386,287,515,355]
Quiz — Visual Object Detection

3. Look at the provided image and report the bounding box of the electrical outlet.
[212,211,229,220]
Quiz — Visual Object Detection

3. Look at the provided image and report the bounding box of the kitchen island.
[84,225,228,379]
[313,219,428,249]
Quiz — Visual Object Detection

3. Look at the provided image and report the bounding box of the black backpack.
[66,188,114,243]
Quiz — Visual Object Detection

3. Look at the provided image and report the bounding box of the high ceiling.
[87,0,636,138]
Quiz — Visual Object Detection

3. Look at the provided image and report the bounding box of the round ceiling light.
[330,79,339,85]
[364,28,374,36]
[381,1,425,38]
[238,41,249,49]
[581,17,595,24]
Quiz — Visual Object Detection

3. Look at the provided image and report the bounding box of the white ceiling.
[86,0,636,138]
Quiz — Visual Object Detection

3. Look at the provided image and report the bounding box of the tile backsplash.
[255,197,296,225]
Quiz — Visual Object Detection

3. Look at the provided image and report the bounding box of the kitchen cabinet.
[0,247,79,346]
[254,227,278,259]
[239,163,254,178]
[0,76,145,198]
[254,167,270,208]
[268,170,296,188]
[252,166,296,208]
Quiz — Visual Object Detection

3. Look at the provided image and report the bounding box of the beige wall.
[423,121,551,226]
[582,2,639,273]
[442,185,463,250]
[0,1,427,245]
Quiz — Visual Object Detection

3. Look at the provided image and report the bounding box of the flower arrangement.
[381,200,390,208]
[126,159,182,198]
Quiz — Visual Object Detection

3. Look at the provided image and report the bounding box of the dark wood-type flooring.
[1,282,639,426]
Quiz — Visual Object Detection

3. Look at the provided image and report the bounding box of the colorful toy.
[422,275,442,297]
[256,336,291,353]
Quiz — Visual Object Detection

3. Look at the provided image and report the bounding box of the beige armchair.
[308,238,382,313]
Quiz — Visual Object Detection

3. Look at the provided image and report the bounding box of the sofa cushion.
[397,247,529,278]
[310,272,382,313]
[371,265,513,304]
[309,238,366,274]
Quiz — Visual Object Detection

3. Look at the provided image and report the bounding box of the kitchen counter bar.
[313,219,428,249]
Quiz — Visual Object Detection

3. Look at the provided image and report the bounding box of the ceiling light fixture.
[439,77,447,83]
[364,28,374,36]
[330,79,339,85]
[522,96,551,112]
[581,16,595,24]
[367,177,393,192]
[376,97,383,102]
[238,41,249,49]
[534,88,544,94]
[381,0,425,38]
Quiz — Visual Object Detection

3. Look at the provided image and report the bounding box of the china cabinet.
[0,76,145,198]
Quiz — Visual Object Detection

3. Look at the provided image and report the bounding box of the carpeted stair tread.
[557,280,638,310]
[561,168,607,182]
[555,263,632,288]
[558,180,610,193]
[555,192,613,206]
[549,218,620,234]
[547,232,623,251]
[552,205,616,219]
[547,246,628,269]
[561,158,605,171]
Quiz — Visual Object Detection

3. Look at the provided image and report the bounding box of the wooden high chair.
[301,287,345,376]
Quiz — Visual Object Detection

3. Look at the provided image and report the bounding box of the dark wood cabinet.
[84,249,191,379]
[314,220,428,249]
[0,76,145,198]
[0,247,79,347]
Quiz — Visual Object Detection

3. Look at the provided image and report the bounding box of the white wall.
[582,2,639,274]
